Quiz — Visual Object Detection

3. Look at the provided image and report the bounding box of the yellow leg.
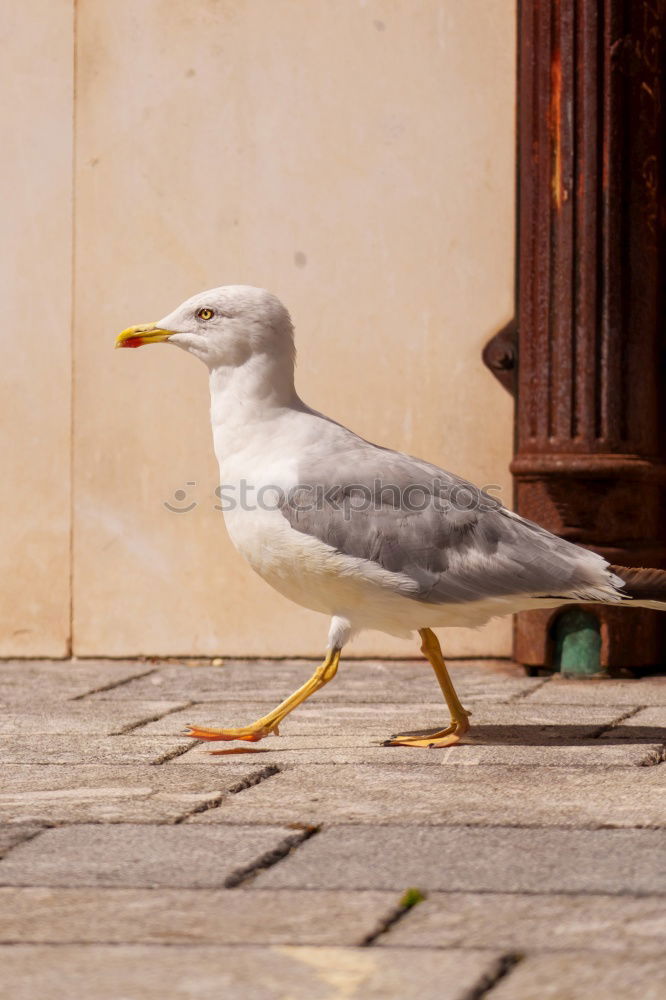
[185,648,341,743]
[385,627,471,748]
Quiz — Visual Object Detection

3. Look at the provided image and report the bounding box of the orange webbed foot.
[383,715,471,749]
[183,723,277,743]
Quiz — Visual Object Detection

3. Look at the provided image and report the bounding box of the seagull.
[116,286,666,748]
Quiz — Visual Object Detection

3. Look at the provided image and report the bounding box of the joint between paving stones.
[227,765,281,795]
[224,825,321,888]
[113,702,195,735]
[509,676,552,701]
[150,740,202,765]
[303,820,666,833]
[359,888,428,946]
[172,793,227,824]
[0,826,47,861]
[172,765,282,824]
[460,951,524,1000]
[588,706,644,739]
[69,668,158,702]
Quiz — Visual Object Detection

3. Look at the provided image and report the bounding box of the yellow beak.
[115,323,172,349]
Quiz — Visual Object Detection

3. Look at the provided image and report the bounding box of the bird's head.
[115,285,295,371]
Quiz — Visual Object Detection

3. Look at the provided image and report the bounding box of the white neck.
[209,354,302,459]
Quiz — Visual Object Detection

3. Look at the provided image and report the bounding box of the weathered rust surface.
[513,0,666,669]
[482,319,517,395]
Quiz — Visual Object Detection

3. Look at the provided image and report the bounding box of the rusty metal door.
[511,0,665,672]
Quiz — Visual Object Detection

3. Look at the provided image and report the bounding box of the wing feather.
[278,435,621,605]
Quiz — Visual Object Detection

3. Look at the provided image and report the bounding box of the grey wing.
[278,436,619,605]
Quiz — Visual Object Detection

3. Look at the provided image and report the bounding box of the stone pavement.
[0,656,665,999]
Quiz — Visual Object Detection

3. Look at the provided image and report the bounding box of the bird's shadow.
[388,723,666,747]
[205,723,666,756]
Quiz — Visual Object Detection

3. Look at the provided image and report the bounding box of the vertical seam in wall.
[68,0,78,658]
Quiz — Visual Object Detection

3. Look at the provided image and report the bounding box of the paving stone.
[255,825,666,893]
[600,708,666,741]
[0,887,396,945]
[0,824,302,888]
[525,676,666,707]
[87,658,538,705]
[173,736,662,768]
[0,826,42,859]
[380,891,666,954]
[2,656,665,995]
[0,701,186,736]
[0,660,158,706]
[487,952,666,1000]
[191,762,666,828]
[141,699,624,743]
[0,764,274,824]
[0,660,161,708]
[0,944,503,1000]
[0,735,192,765]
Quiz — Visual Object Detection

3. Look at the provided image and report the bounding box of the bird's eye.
[197,308,214,321]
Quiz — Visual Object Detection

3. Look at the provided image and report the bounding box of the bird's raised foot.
[183,723,278,743]
[383,715,471,749]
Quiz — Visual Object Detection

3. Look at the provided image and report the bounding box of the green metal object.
[551,608,602,676]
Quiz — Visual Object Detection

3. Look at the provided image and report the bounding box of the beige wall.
[4,0,516,659]
[0,1,73,657]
